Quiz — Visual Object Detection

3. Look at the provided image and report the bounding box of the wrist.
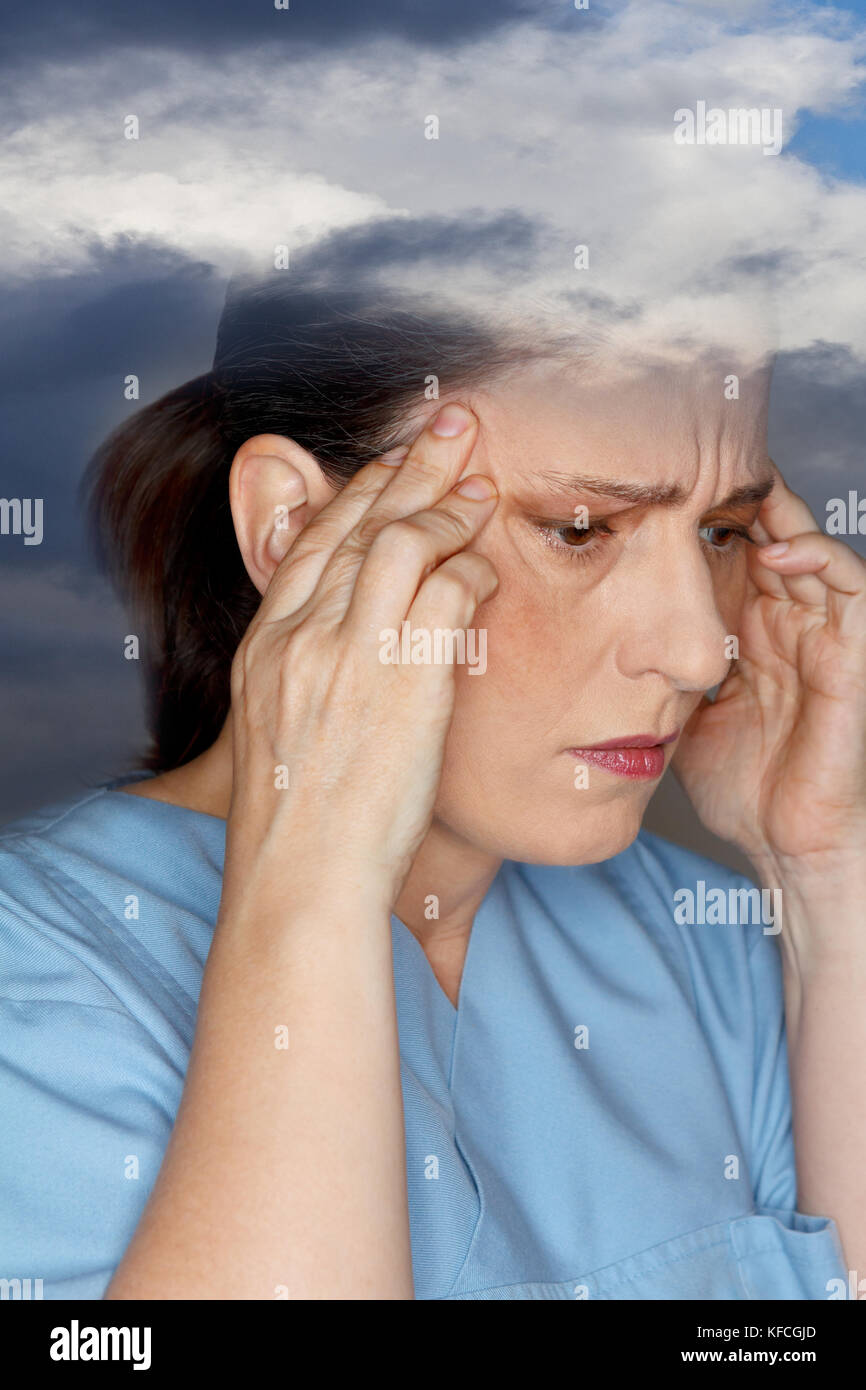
[224,802,397,914]
[749,843,866,898]
[224,857,394,923]
[749,845,866,977]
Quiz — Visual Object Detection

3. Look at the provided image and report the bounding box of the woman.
[0,278,864,1300]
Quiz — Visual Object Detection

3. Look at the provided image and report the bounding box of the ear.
[229,434,337,596]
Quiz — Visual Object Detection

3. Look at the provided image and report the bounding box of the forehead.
[467,356,771,491]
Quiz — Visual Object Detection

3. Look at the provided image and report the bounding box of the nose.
[614,530,733,693]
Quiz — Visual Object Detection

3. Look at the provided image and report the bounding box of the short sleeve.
[0,996,180,1298]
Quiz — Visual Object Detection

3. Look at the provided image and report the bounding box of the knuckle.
[352,510,386,550]
[397,438,434,476]
[322,545,361,593]
[428,567,476,612]
[433,503,476,547]
[373,517,431,569]
[474,555,499,591]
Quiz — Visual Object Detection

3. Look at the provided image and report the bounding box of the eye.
[698,524,755,552]
[535,520,615,558]
[532,517,755,563]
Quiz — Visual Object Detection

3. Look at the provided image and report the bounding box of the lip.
[577,730,680,750]
[566,729,680,781]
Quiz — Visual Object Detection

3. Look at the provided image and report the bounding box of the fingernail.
[432,404,473,437]
[455,474,497,500]
[760,541,789,557]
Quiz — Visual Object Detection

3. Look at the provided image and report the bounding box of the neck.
[123,717,501,951]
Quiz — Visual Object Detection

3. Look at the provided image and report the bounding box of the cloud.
[1,0,866,828]
[284,210,545,282]
[0,569,147,823]
[0,241,228,575]
[0,241,224,391]
[0,0,546,70]
[0,2,864,357]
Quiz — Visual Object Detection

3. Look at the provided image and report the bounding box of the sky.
[1,0,865,869]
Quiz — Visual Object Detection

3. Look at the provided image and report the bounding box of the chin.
[451,791,650,867]
[526,805,646,867]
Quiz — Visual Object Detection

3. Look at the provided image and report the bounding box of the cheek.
[713,562,749,630]
[440,577,579,757]
[433,587,562,829]
[466,577,556,685]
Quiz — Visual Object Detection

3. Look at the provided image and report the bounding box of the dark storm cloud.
[689,249,809,294]
[0,240,225,394]
[0,576,147,823]
[0,0,588,69]
[768,344,866,555]
[726,252,803,280]
[2,204,865,828]
[0,239,227,576]
[289,208,547,281]
[0,209,549,405]
[556,287,644,321]
[0,206,550,582]
[0,203,555,822]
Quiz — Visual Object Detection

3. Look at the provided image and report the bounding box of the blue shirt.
[0,781,849,1300]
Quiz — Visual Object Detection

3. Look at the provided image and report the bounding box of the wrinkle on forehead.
[466,353,772,499]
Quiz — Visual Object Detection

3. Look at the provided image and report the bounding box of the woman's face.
[431,357,774,864]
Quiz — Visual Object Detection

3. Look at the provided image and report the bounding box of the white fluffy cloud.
[2,0,865,355]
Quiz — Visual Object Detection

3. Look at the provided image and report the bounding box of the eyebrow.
[524,469,776,510]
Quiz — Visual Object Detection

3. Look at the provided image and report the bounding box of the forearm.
[754,851,866,1284]
[106,851,413,1300]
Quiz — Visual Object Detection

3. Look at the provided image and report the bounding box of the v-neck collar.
[391,864,505,1016]
[390,862,508,1089]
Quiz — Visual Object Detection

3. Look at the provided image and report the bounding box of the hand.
[225,404,499,912]
[673,462,866,873]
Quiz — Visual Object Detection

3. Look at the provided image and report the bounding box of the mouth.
[565,729,680,781]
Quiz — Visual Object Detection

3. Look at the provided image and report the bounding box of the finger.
[755,530,866,627]
[256,457,403,623]
[745,526,789,602]
[341,474,500,637]
[745,543,788,602]
[738,460,794,599]
[364,550,498,702]
[360,403,479,524]
[407,549,500,638]
[750,463,826,605]
[314,403,480,618]
[758,462,821,539]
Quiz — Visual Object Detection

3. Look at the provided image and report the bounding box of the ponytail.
[85,373,259,771]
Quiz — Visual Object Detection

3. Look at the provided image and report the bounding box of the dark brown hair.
[86,278,548,772]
